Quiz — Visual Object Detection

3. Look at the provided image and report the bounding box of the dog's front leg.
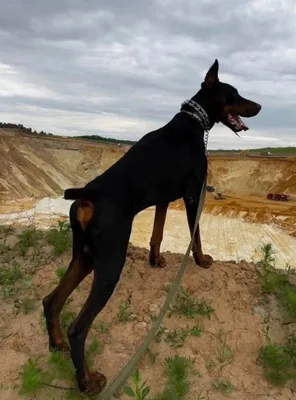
[149,203,169,268]
[183,197,213,269]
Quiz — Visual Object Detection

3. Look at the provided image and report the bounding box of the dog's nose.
[256,103,262,111]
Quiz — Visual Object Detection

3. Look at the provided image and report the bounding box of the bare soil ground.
[0,225,296,400]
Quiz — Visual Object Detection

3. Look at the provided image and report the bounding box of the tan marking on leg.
[77,200,94,232]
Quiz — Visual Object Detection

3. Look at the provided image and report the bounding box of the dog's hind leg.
[68,219,132,395]
[149,203,169,268]
[43,202,94,353]
[183,197,213,269]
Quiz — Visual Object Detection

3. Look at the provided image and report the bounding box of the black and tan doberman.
[43,60,261,395]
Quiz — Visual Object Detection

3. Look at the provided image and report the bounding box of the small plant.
[0,264,22,286]
[19,298,37,314]
[155,326,166,343]
[258,243,296,319]
[46,225,72,256]
[212,379,235,395]
[55,265,67,281]
[162,355,200,399]
[205,359,216,370]
[116,300,135,323]
[216,328,234,364]
[123,368,151,399]
[146,347,158,364]
[19,358,49,395]
[18,228,43,256]
[166,328,189,349]
[168,288,214,320]
[94,320,111,333]
[0,264,22,298]
[48,350,74,380]
[165,324,202,348]
[258,335,296,386]
[60,308,76,336]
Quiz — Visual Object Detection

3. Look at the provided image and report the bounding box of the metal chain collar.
[180,99,210,151]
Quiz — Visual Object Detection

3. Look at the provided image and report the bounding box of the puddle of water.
[1,196,296,270]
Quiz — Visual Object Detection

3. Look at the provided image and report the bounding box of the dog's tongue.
[228,113,248,131]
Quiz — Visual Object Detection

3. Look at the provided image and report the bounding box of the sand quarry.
[1,128,296,399]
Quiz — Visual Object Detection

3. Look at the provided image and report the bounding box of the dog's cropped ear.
[203,59,219,87]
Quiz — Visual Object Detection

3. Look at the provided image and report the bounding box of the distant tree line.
[74,134,137,145]
[0,122,53,136]
[0,122,136,144]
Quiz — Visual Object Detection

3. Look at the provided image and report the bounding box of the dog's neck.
[180,99,211,132]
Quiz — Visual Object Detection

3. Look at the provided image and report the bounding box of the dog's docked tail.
[64,188,100,201]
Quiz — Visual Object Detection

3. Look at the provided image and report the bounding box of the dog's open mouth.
[227,113,248,132]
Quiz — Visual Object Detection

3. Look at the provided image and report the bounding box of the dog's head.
[199,59,261,133]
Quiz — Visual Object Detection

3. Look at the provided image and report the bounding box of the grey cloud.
[0,0,296,148]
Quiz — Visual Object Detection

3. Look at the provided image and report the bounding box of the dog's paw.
[149,253,167,268]
[193,253,213,269]
[78,371,107,395]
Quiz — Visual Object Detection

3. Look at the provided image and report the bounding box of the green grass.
[46,223,72,256]
[19,338,103,398]
[55,265,67,281]
[116,300,135,323]
[168,287,214,320]
[257,243,296,387]
[19,358,49,396]
[165,325,202,348]
[258,336,296,386]
[0,263,22,297]
[124,356,199,400]
[259,243,296,319]
[17,228,43,256]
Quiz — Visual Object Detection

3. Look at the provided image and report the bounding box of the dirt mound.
[0,230,295,399]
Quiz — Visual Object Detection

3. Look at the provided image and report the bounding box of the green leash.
[98,179,207,400]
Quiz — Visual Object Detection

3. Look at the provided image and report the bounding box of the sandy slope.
[1,129,296,203]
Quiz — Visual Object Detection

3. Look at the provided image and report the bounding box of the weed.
[212,379,235,395]
[0,264,22,285]
[165,325,202,348]
[60,308,76,336]
[18,228,43,256]
[116,300,135,323]
[19,298,37,314]
[155,326,166,343]
[48,351,74,380]
[0,264,22,297]
[46,224,72,256]
[55,265,67,281]
[216,328,234,364]
[261,325,271,343]
[94,320,111,333]
[205,359,216,370]
[259,243,296,319]
[258,335,296,386]
[19,358,49,395]
[123,368,151,399]
[86,338,104,366]
[146,347,158,364]
[166,328,189,349]
[162,355,200,399]
[168,288,214,320]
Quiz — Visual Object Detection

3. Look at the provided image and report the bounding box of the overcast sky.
[1,0,296,149]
